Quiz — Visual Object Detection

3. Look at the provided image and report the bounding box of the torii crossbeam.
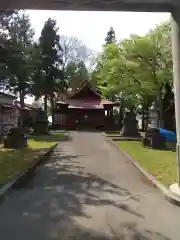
[0,0,177,11]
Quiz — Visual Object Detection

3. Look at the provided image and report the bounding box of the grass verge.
[0,133,65,185]
[118,140,177,186]
[106,132,121,136]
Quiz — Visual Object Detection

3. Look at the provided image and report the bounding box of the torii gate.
[1,0,180,199]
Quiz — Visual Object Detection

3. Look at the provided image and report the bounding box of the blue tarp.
[159,128,176,142]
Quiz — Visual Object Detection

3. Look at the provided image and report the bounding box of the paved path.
[0,131,180,240]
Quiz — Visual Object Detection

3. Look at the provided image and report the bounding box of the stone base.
[4,136,28,149]
[121,126,140,138]
[121,127,140,137]
[3,127,28,149]
[169,183,180,203]
[121,133,141,138]
[33,122,49,135]
[141,137,151,147]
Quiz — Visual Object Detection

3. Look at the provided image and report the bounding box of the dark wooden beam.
[0,0,176,12]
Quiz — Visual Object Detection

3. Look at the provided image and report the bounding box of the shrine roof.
[67,98,114,109]
[57,99,115,109]
[1,103,14,109]
[57,81,116,109]
[0,92,16,99]
[68,81,103,99]
[15,101,37,111]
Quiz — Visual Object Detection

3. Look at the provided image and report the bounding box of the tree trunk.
[162,84,174,131]
[158,95,164,128]
[142,104,145,132]
[50,95,55,126]
[44,94,48,115]
[19,90,25,128]
[2,79,5,92]
[144,106,149,132]
[120,98,124,123]
[156,105,160,128]
[0,104,3,139]
[19,90,25,109]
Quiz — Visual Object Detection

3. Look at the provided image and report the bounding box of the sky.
[25,10,170,103]
[27,10,170,52]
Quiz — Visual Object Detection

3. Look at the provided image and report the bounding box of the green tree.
[65,60,88,91]
[150,21,174,130]
[96,43,137,104]
[125,29,172,128]
[105,27,116,45]
[96,21,173,129]
[35,18,64,124]
[0,10,18,91]
[95,43,119,100]
[31,42,45,99]
[5,11,34,108]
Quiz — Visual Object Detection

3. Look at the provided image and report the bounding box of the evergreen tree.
[65,60,88,90]
[33,18,64,123]
[4,11,34,108]
[105,27,116,45]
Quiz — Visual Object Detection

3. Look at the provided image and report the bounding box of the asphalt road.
[0,131,180,240]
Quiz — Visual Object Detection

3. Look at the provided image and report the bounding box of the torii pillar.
[170,9,180,199]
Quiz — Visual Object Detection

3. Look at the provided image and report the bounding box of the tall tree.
[105,27,116,45]
[60,35,92,67]
[0,10,18,91]
[65,60,88,91]
[150,21,174,130]
[96,43,128,101]
[96,20,173,130]
[6,11,34,108]
[31,42,45,99]
[60,35,93,89]
[124,32,172,128]
[37,18,63,123]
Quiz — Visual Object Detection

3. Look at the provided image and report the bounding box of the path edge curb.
[102,132,180,207]
[0,142,58,200]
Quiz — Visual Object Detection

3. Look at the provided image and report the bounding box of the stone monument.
[142,128,166,150]
[149,103,158,129]
[33,109,49,135]
[4,127,28,149]
[122,110,140,137]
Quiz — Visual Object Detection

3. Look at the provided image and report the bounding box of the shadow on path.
[0,147,171,239]
[0,134,174,240]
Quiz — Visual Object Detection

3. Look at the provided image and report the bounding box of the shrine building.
[54,81,116,129]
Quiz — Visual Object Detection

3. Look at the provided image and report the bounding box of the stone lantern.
[32,100,49,135]
[149,102,158,129]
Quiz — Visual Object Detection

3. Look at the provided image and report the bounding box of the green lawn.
[118,140,177,186]
[0,133,65,185]
[30,132,65,144]
[106,132,121,136]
